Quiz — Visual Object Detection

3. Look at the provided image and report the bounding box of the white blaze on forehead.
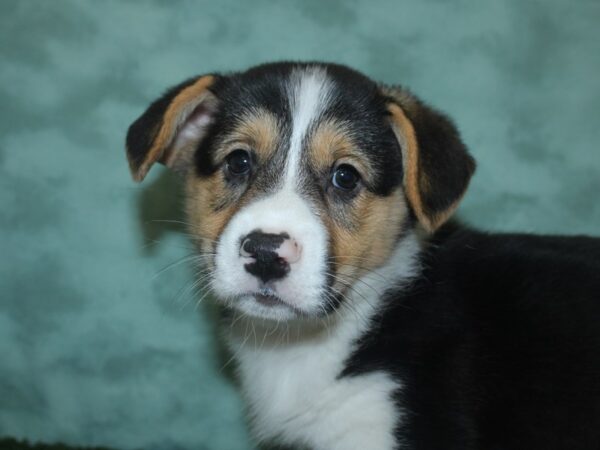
[285,68,333,189]
[211,67,334,320]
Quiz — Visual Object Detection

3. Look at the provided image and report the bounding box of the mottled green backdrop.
[1,0,599,449]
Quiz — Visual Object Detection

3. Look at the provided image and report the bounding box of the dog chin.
[224,290,325,321]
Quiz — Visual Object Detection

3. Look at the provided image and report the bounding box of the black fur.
[126,62,599,449]
[193,64,294,181]
[126,62,473,220]
[139,62,404,197]
[125,75,207,173]
[126,62,476,229]
[398,99,476,218]
[342,222,600,449]
[242,231,291,283]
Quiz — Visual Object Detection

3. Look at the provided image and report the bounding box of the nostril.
[239,233,302,263]
[239,232,299,283]
[240,238,254,258]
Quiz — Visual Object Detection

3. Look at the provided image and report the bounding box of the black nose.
[240,232,290,283]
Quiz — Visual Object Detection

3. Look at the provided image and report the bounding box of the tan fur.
[304,119,409,296]
[129,75,216,182]
[326,189,408,296]
[186,175,235,255]
[183,107,410,298]
[380,85,420,117]
[384,89,465,232]
[184,109,279,256]
[385,102,436,231]
[214,108,279,163]
[309,119,372,183]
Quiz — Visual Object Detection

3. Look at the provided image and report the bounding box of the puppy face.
[126,62,475,321]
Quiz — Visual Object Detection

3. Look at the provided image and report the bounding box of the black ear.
[382,86,476,232]
[125,74,219,182]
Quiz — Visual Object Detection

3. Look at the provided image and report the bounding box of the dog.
[125,62,600,450]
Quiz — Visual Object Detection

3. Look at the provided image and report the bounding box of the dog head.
[126,62,475,321]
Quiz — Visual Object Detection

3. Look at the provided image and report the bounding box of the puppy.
[125,62,600,450]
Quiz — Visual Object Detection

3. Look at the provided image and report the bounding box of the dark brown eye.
[226,149,252,175]
[332,164,360,191]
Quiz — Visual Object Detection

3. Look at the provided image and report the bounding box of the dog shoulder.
[341,223,600,448]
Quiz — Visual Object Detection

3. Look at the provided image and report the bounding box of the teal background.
[1,0,599,449]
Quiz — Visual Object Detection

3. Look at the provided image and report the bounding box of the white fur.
[173,110,212,150]
[211,68,422,448]
[212,188,329,319]
[211,68,334,320]
[284,68,332,188]
[171,97,218,157]
[228,234,422,450]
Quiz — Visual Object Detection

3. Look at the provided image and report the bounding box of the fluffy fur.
[125,62,600,449]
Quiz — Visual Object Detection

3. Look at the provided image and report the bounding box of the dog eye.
[226,149,252,175]
[332,164,360,191]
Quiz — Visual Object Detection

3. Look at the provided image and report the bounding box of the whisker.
[152,253,214,279]
[194,285,215,311]
[221,315,252,372]
[328,262,391,284]
[325,271,380,308]
[174,272,214,309]
[327,284,369,326]
[332,271,384,299]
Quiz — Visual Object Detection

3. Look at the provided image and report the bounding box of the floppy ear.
[125,74,219,182]
[382,86,476,232]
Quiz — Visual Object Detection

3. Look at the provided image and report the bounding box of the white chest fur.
[227,236,421,450]
[232,316,400,450]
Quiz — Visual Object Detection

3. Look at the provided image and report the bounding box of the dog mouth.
[252,286,290,308]
[233,286,308,319]
[254,292,285,307]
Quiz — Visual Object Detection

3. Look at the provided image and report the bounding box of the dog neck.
[222,230,423,448]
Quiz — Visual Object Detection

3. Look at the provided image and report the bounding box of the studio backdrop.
[1,0,599,449]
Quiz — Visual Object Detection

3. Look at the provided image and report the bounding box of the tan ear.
[125,75,218,182]
[383,86,476,232]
